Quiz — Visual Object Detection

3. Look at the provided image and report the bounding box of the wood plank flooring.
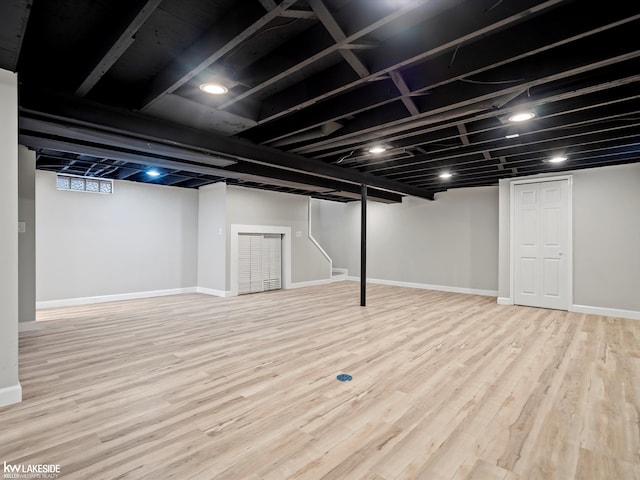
[1,282,639,479]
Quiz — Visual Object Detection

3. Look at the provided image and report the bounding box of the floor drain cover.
[336,374,353,382]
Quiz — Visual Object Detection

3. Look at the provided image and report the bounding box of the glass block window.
[56,176,70,190]
[70,177,85,191]
[99,181,113,194]
[56,174,114,195]
[85,179,100,193]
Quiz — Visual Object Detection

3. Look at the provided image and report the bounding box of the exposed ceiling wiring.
[336,150,354,164]
[460,77,524,85]
[485,0,505,13]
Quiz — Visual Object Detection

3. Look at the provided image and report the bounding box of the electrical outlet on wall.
[18,222,26,234]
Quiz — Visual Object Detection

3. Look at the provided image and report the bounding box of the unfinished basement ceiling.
[2,0,639,202]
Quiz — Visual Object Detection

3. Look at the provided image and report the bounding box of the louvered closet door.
[238,233,282,295]
[249,235,264,293]
[262,234,282,291]
[238,234,254,295]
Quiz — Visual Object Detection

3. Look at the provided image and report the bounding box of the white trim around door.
[509,175,573,310]
[230,224,291,297]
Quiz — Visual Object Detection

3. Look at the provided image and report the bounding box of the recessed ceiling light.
[549,155,567,163]
[508,112,535,122]
[147,169,161,177]
[368,146,387,154]
[439,172,453,179]
[200,83,228,95]
[505,133,520,139]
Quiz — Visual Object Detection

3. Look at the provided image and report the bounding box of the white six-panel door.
[514,179,569,310]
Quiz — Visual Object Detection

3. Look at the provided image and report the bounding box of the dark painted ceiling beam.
[388,132,640,182]
[234,26,353,109]
[410,148,640,190]
[218,0,438,111]
[0,0,32,71]
[75,0,162,97]
[297,37,640,155]
[518,156,640,176]
[370,0,562,75]
[225,163,402,202]
[24,131,402,202]
[401,152,638,190]
[317,84,640,162]
[388,127,640,179]
[461,92,640,145]
[400,9,640,95]
[291,51,640,155]
[456,124,470,146]
[390,71,420,117]
[249,87,402,144]
[486,136,640,168]
[307,0,370,79]
[257,0,277,11]
[368,107,640,175]
[257,61,362,125]
[246,2,637,142]
[22,133,234,176]
[20,116,236,168]
[178,178,220,188]
[280,10,316,19]
[253,79,403,144]
[140,0,297,110]
[244,0,562,126]
[19,88,432,199]
[115,167,143,180]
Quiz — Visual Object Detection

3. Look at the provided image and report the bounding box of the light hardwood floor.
[2,282,639,479]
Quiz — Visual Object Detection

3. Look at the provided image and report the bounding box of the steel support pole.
[360,183,367,307]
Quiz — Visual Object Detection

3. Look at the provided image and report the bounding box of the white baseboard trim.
[497,297,513,305]
[344,277,498,297]
[196,287,232,298]
[289,278,334,289]
[0,384,22,408]
[571,304,640,321]
[36,287,198,309]
[330,276,348,282]
[19,321,44,332]
[332,268,349,275]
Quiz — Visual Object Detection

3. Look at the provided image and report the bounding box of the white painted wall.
[35,179,332,303]
[310,199,353,270]
[498,163,640,317]
[0,69,21,407]
[226,186,331,288]
[572,164,640,311]
[18,146,36,322]
[36,171,198,304]
[312,186,499,294]
[197,182,227,294]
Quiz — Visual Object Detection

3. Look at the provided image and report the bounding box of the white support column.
[0,68,21,407]
[19,146,37,323]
